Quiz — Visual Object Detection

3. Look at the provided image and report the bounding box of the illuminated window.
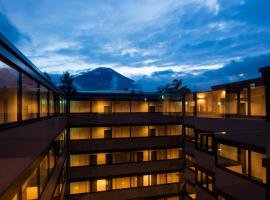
[22,169,38,200]
[49,148,55,174]
[250,86,266,116]
[112,126,130,138]
[167,148,181,159]
[196,167,214,192]
[0,61,18,124]
[157,173,166,185]
[22,74,38,120]
[92,127,111,139]
[251,151,266,183]
[185,153,195,171]
[93,179,110,192]
[149,125,166,136]
[70,101,90,113]
[225,92,237,115]
[131,150,149,162]
[167,125,182,136]
[49,91,55,115]
[185,93,194,115]
[131,101,148,112]
[185,127,195,142]
[112,177,130,190]
[131,176,137,188]
[217,144,248,176]
[70,128,91,140]
[92,100,111,113]
[40,85,48,117]
[112,101,130,112]
[112,152,130,164]
[156,149,167,160]
[70,181,90,194]
[217,143,266,184]
[167,172,180,183]
[196,133,213,153]
[131,126,148,137]
[90,153,111,165]
[149,102,163,112]
[70,154,90,167]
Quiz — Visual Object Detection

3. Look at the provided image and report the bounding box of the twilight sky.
[1,0,270,91]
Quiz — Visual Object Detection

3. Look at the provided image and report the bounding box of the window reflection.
[22,74,38,120]
[0,61,18,124]
[40,85,48,117]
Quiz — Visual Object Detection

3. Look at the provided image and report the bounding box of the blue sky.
[1,0,270,91]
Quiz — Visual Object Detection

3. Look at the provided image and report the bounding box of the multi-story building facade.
[0,33,270,200]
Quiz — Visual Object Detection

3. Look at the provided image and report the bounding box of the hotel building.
[0,33,270,200]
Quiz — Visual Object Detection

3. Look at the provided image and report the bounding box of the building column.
[259,66,270,121]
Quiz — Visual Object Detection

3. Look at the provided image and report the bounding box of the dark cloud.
[138,54,270,92]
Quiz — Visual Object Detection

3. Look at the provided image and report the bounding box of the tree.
[157,79,191,98]
[59,72,76,98]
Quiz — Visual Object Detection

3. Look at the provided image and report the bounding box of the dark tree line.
[157,79,191,98]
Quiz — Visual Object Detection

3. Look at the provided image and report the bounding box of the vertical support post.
[260,66,270,121]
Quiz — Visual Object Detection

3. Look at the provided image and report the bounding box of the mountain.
[73,67,139,91]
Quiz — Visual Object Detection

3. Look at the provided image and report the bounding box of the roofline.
[0,33,63,96]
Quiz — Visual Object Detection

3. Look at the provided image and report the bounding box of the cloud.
[0,0,270,92]
[137,53,270,91]
[0,11,30,43]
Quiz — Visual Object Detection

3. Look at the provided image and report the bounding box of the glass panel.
[218,144,249,177]
[157,149,167,160]
[70,101,90,113]
[112,152,130,164]
[167,148,180,159]
[157,173,166,185]
[251,151,266,183]
[112,101,130,112]
[149,102,163,112]
[167,125,182,136]
[131,126,148,137]
[149,125,166,136]
[92,127,111,139]
[70,154,90,167]
[251,86,266,116]
[143,175,150,186]
[185,127,195,142]
[185,93,194,115]
[112,177,130,190]
[112,126,130,138]
[240,88,248,115]
[49,91,55,115]
[70,181,90,194]
[131,101,148,112]
[49,148,55,174]
[40,85,48,117]
[96,153,107,165]
[0,61,18,124]
[167,172,180,183]
[70,127,91,140]
[131,176,137,188]
[22,169,38,200]
[225,92,237,114]
[96,179,108,192]
[92,101,111,113]
[22,74,38,120]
